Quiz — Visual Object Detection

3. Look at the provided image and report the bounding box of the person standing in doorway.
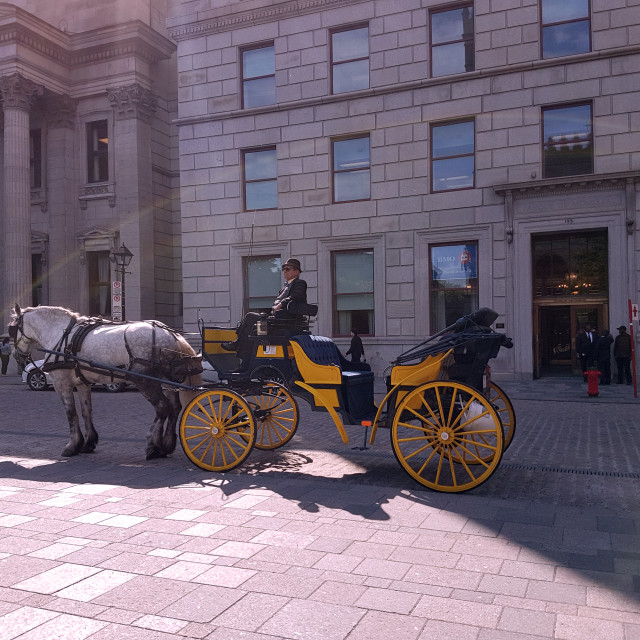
[346,328,365,363]
[613,325,632,385]
[576,324,595,381]
[594,329,613,385]
[0,337,12,375]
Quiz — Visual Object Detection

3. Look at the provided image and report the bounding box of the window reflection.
[332,26,369,94]
[431,5,474,77]
[242,45,275,108]
[543,103,593,178]
[541,0,590,59]
[244,148,277,210]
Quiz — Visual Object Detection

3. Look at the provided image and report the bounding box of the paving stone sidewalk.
[0,376,638,639]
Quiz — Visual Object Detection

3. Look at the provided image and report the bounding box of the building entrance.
[531,229,608,378]
[534,304,606,377]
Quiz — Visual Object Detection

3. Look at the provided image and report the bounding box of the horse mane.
[13,305,86,322]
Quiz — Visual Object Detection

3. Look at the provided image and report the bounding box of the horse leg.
[77,383,99,453]
[162,390,181,455]
[136,382,171,459]
[53,377,84,457]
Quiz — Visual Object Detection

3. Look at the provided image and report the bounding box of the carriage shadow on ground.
[0,381,639,610]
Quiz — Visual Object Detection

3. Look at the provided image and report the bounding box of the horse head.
[8,304,79,365]
[8,303,32,366]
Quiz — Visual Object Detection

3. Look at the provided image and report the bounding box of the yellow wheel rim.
[179,388,255,471]
[391,381,503,493]
[486,382,516,451]
[246,382,300,450]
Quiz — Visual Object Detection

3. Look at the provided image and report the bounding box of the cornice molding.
[168,0,358,40]
[494,171,640,199]
[0,16,175,75]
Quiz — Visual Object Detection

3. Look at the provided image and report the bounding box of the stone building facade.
[168,0,640,380]
[0,1,182,330]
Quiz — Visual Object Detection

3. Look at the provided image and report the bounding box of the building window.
[430,4,474,77]
[88,251,111,316]
[542,103,593,178]
[331,25,369,94]
[541,0,590,59]
[243,148,277,210]
[242,44,275,108]
[86,120,109,184]
[30,129,42,190]
[533,230,607,298]
[332,250,374,336]
[431,119,475,192]
[429,243,478,332]
[333,136,370,203]
[244,255,282,312]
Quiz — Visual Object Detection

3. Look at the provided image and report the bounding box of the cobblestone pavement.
[0,373,638,639]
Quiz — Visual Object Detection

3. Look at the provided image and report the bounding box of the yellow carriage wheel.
[486,382,516,451]
[179,388,255,472]
[245,382,300,450]
[391,381,503,493]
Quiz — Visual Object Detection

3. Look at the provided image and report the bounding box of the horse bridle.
[8,311,38,367]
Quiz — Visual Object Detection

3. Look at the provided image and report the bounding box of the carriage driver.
[222,258,308,364]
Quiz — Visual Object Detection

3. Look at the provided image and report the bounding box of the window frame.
[330,23,370,95]
[331,134,371,204]
[541,101,593,179]
[242,146,278,211]
[241,42,276,109]
[540,0,591,60]
[331,248,375,338]
[86,119,109,184]
[429,2,475,78]
[430,117,476,193]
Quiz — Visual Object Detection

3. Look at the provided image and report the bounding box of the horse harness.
[14,313,200,385]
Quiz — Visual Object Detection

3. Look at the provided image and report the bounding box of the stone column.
[46,94,79,309]
[0,73,43,326]
[108,83,156,320]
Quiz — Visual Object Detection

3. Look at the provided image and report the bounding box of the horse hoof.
[61,447,78,457]
[82,445,96,453]
[146,448,166,460]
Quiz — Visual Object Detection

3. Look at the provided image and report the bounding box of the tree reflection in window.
[533,230,607,297]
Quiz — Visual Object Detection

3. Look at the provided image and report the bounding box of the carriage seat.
[289,335,374,421]
[265,302,318,337]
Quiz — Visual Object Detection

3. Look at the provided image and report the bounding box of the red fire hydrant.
[586,368,600,396]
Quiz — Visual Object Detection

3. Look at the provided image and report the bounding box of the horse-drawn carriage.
[180,306,515,493]
[9,304,515,493]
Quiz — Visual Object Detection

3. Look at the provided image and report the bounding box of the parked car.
[22,360,129,393]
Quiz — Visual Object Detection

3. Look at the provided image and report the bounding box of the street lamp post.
[111,242,134,321]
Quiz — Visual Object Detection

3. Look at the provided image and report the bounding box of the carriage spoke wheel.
[391,381,503,493]
[179,389,255,472]
[245,382,299,450]
[486,382,516,451]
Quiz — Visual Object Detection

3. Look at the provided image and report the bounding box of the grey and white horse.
[9,304,202,460]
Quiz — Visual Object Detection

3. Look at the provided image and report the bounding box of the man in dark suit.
[576,323,595,380]
[222,258,307,362]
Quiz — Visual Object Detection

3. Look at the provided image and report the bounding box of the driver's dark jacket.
[273,277,307,317]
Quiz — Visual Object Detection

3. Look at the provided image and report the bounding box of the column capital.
[0,73,43,110]
[47,94,78,129]
[107,83,156,123]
